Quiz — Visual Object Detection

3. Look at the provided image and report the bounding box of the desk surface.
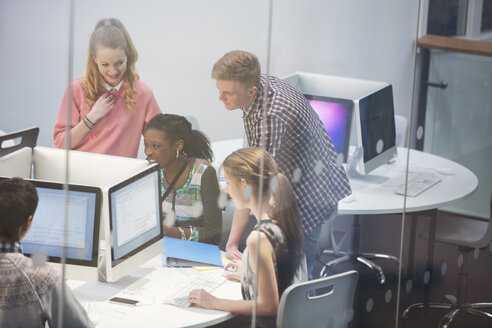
[338,148,478,215]
[69,256,242,328]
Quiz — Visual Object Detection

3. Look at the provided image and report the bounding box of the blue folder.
[163,237,224,267]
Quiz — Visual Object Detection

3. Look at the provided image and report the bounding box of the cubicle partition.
[0,146,161,282]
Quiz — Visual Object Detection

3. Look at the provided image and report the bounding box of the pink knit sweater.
[53,77,162,158]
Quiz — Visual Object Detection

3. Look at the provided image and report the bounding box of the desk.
[329,147,478,319]
[338,148,478,215]
[69,256,242,328]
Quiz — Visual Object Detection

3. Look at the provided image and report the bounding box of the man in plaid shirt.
[212,50,352,279]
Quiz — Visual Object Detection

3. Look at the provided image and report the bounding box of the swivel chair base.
[319,250,400,286]
[401,298,492,328]
[318,214,401,287]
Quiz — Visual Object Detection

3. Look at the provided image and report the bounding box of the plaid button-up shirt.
[243,75,352,234]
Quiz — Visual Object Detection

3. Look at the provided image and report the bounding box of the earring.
[176,150,179,159]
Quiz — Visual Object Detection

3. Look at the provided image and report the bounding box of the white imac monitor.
[354,84,397,174]
[9,178,102,281]
[101,164,163,283]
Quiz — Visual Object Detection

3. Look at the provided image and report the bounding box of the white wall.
[0,0,419,148]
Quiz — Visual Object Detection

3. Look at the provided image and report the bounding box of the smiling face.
[216,80,257,110]
[143,128,182,169]
[94,46,127,87]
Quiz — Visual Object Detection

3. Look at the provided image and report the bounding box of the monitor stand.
[346,146,389,185]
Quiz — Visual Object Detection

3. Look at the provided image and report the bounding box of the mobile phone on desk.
[108,296,140,306]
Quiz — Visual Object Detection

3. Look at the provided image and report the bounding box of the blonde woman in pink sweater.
[54,18,161,158]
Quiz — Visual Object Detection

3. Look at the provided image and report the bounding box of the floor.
[315,210,492,328]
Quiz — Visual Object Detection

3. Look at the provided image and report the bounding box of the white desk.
[338,148,478,215]
[322,147,478,289]
[69,256,242,328]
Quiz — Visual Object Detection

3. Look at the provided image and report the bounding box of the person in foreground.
[54,17,161,158]
[189,148,307,327]
[144,114,222,245]
[212,50,351,279]
[0,178,93,328]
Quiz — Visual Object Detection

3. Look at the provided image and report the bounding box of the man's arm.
[225,208,250,259]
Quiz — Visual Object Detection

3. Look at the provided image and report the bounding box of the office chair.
[394,114,408,147]
[277,270,358,328]
[0,127,39,158]
[402,194,492,327]
[318,215,400,286]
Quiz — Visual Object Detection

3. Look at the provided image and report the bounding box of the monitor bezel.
[304,93,354,163]
[107,163,163,267]
[0,177,102,268]
[354,84,397,175]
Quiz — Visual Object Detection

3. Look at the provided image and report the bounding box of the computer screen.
[105,164,162,281]
[356,85,397,174]
[304,94,353,163]
[9,179,102,280]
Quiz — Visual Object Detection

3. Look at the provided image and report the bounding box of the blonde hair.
[222,147,303,253]
[211,50,261,88]
[83,18,139,109]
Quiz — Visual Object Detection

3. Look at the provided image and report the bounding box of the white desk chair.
[402,194,492,327]
[277,270,358,328]
[394,114,408,147]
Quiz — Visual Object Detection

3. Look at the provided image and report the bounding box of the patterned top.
[241,220,307,328]
[0,241,23,254]
[161,158,222,245]
[243,75,352,234]
[0,243,93,327]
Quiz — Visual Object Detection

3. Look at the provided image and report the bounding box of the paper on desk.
[192,256,230,271]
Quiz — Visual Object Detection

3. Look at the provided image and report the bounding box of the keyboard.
[394,173,441,197]
[163,273,227,307]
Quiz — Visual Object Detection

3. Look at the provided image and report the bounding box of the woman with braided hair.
[144,114,222,245]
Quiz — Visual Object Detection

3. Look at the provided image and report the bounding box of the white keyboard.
[394,173,441,197]
[164,273,227,307]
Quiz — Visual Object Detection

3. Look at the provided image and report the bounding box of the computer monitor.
[1,178,102,281]
[354,85,397,174]
[101,163,163,282]
[304,94,353,163]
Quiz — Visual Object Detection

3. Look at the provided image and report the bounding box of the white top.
[338,148,478,215]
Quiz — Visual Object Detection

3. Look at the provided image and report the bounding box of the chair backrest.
[0,127,39,158]
[394,114,408,147]
[277,270,358,328]
[435,194,492,249]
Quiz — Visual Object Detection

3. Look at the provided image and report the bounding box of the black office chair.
[402,194,492,327]
[318,211,400,286]
[0,127,39,157]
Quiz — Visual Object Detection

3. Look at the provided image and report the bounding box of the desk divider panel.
[1,146,153,281]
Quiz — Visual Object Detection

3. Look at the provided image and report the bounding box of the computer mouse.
[340,194,356,203]
[435,167,454,176]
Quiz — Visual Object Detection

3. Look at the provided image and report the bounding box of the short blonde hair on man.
[211,50,261,88]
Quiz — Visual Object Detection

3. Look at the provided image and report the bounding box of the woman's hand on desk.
[188,289,218,309]
[224,260,241,281]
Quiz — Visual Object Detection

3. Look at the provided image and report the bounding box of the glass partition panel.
[400,40,492,328]
[0,1,438,327]
[264,1,420,327]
